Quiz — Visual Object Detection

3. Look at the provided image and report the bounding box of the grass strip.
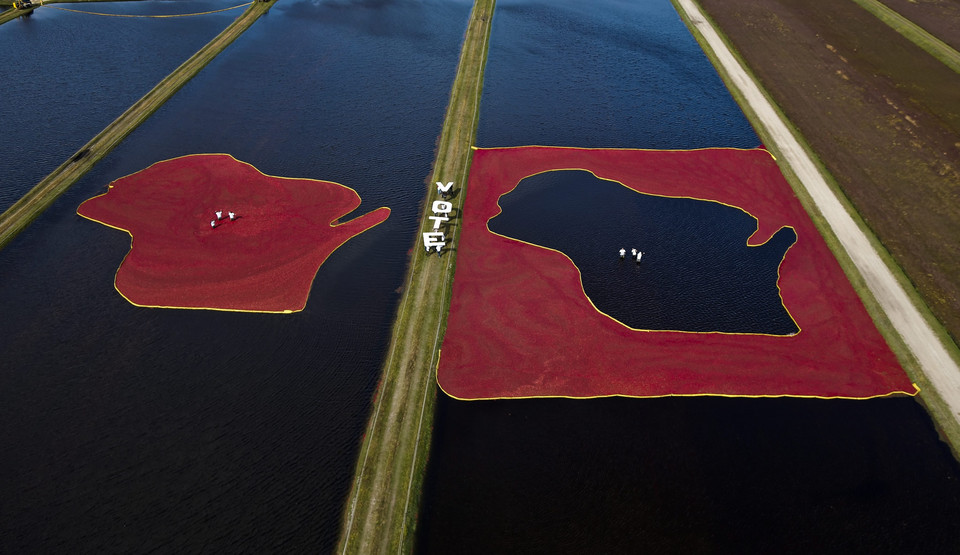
[671,0,960,458]
[335,1,495,553]
[851,0,960,75]
[0,0,148,26]
[1,6,24,23]
[0,0,276,249]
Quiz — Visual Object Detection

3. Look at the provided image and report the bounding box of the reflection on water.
[0,0,470,551]
[477,0,757,149]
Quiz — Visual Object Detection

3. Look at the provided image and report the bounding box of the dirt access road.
[694,0,960,348]
[674,0,960,428]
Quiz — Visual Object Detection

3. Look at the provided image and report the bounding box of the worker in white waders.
[216,210,223,220]
[228,211,236,221]
[619,248,626,259]
[210,220,216,229]
[636,251,643,263]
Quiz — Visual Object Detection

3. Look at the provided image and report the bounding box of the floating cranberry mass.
[78,154,390,313]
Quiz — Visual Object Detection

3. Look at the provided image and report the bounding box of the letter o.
[432,200,453,215]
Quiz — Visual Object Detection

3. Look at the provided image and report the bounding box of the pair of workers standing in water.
[620,247,643,263]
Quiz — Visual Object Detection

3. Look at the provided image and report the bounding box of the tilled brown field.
[879,0,960,51]
[697,0,960,346]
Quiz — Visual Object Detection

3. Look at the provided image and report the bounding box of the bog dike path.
[335,1,494,553]
[0,0,277,250]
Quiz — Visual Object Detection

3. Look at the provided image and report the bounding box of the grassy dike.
[1,0,156,26]
[336,1,495,553]
[0,0,275,250]
[850,0,960,75]
[670,0,960,458]
[1,6,25,23]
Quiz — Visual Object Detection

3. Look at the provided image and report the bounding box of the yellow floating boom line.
[47,1,253,18]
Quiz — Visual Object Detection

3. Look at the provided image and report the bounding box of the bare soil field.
[880,0,960,51]
[697,0,960,346]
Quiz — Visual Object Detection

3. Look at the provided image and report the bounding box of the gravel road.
[675,0,960,422]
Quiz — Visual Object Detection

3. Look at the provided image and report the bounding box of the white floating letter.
[428,215,449,230]
[423,231,446,250]
[432,200,453,215]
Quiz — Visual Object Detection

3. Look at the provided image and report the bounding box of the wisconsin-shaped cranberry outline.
[78,153,390,313]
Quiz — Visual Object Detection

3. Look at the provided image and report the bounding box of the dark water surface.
[419,395,960,553]
[490,170,798,334]
[476,0,757,149]
[5,0,960,551]
[0,0,239,211]
[0,0,470,551]
[419,0,960,551]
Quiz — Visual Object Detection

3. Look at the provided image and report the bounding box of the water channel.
[0,0,238,211]
[417,0,960,552]
[2,0,959,551]
[0,0,470,550]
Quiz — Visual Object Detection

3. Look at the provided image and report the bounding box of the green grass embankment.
[671,0,960,459]
[0,0,275,250]
[850,0,960,75]
[0,0,146,26]
[1,6,23,23]
[336,1,495,553]
[0,0,141,4]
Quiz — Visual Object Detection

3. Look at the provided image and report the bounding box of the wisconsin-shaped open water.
[417,0,960,552]
[490,169,799,335]
[0,0,471,551]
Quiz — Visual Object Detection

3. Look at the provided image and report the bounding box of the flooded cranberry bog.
[437,146,916,400]
[77,154,390,313]
[417,0,960,551]
[0,0,472,551]
[1,0,959,551]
